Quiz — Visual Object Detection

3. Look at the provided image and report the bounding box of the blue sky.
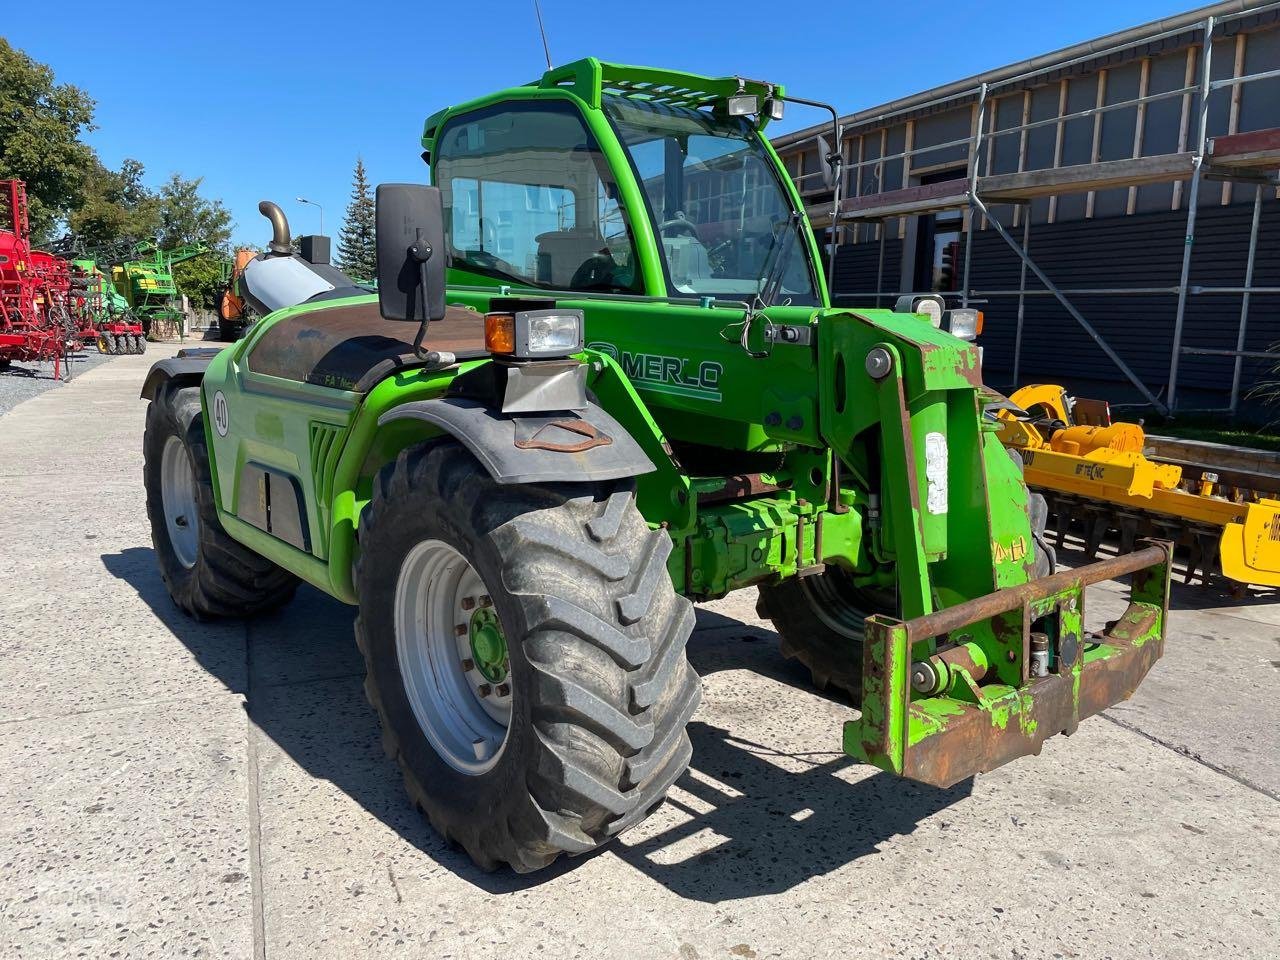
[6,0,1186,246]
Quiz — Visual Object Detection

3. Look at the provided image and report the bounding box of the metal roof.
[773,0,1279,147]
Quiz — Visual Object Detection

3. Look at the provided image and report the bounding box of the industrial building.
[772,0,1280,415]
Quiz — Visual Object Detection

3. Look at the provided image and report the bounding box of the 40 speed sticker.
[212,391,230,437]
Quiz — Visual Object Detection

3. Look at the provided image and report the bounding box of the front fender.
[138,348,223,400]
[378,397,655,484]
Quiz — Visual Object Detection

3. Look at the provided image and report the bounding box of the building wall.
[772,13,1280,407]
[973,203,1280,399]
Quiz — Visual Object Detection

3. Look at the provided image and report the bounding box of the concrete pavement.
[1,346,1277,959]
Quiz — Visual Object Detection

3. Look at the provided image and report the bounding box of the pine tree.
[336,157,376,281]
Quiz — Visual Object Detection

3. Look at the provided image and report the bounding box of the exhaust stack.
[258,201,292,256]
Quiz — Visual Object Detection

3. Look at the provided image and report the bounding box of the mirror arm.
[407,231,453,368]
[778,94,845,300]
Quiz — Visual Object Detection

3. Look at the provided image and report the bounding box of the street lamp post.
[296,197,324,235]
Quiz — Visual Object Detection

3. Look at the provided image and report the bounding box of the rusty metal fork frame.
[845,540,1172,788]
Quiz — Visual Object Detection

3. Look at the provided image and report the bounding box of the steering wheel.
[659,214,702,243]
[569,253,617,291]
[466,249,519,276]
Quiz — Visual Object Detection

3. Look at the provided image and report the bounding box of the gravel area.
[0,348,121,419]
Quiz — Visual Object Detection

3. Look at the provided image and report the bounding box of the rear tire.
[759,449,1055,703]
[355,440,700,873]
[1008,447,1056,577]
[143,380,299,619]
[757,570,893,704]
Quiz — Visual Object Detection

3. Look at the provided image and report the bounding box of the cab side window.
[435,101,643,294]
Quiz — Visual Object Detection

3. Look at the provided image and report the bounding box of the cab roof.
[422,57,783,153]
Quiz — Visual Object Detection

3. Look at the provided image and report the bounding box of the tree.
[0,38,97,242]
[156,173,234,310]
[157,173,232,250]
[68,158,162,255]
[336,157,376,281]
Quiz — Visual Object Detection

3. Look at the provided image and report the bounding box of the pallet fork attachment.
[846,540,1172,788]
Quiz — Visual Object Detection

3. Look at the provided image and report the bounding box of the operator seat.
[661,235,711,290]
[535,229,607,287]
[247,300,487,393]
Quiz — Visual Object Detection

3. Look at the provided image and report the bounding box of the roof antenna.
[532,0,553,70]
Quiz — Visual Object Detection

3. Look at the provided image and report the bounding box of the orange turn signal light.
[975,311,984,336]
[485,313,516,354]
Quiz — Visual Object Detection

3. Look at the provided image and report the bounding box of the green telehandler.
[140,60,1172,873]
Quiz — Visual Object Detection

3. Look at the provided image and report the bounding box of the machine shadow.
[612,721,971,902]
[101,546,970,899]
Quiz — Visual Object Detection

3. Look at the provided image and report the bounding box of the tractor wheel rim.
[160,435,199,569]
[394,539,511,775]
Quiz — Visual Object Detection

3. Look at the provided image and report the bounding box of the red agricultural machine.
[0,179,80,378]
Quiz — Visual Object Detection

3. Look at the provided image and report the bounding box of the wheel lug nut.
[461,658,475,672]
[477,683,492,698]
[496,683,510,697]
[461,597,476,610]
[455,623,467,637]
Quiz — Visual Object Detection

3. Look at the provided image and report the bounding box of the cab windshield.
[604,95,820,305]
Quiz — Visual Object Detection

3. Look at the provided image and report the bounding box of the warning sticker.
[925,431,948,515]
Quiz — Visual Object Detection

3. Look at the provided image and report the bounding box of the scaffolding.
[789,1,1280,416]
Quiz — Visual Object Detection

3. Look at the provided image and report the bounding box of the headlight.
[893,293,945,328]
[943,308,984,341]
[485,308,584,359]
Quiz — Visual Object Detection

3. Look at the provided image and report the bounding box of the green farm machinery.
[69,258,147,354]
[140,60,1172,873]
[114,242,210,338]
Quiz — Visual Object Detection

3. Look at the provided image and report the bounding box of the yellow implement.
[1221,499,1280,585]
[997,384,1280,588]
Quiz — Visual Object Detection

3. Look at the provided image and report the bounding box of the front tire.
[355,441,700,873]
[143,381,299,618]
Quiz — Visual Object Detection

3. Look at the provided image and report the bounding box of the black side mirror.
[376,184,446,323]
